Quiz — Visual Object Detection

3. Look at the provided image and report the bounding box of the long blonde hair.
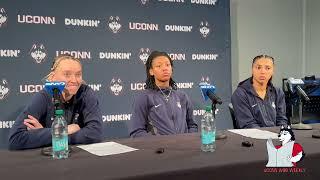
[43,54,83,82]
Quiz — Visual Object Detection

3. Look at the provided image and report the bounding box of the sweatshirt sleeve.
[185,93,198,133]
[275,88,288,126]
[231,88,260,129]
[69,89,104,144]
[128,93,153,137]
[8,92,52,150]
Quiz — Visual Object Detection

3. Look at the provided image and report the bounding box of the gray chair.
[228,103,238,129]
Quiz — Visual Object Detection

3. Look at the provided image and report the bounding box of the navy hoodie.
[8,84,103,150]
[231,78,288,128]
[128,88,198,137]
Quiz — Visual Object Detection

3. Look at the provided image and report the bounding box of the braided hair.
[144,51,177,90]
[251,54,275,85]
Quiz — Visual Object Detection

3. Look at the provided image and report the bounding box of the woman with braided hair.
[129,51,198,137]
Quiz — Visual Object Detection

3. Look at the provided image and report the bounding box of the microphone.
[287,78,310,101]
[296,86,310,101]
[199,82,222,104]
[44,81,65,108]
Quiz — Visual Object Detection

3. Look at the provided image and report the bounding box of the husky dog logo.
[266,125,304,167]
[110,78,123,96]
[0,8,8,28]
[108,16,121,33]
[139,48,151,64]
[199,21,210,38]
[0,79,10,100]
[200,76,211,84]
[29,44,47,63]
[140,0,149,5]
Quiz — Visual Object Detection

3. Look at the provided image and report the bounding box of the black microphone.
[207,90,222,104]
[287,77,310,101]
[199,82,222,104]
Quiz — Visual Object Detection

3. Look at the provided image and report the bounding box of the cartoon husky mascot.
[266,125,304,167]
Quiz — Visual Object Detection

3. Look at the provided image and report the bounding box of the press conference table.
[1,125,320,180]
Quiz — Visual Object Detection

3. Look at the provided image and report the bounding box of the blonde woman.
[9,55,103,150]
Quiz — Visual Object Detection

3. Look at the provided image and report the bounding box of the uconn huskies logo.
[0,79,10,100]
[110,78,123,96]
[139,48,150,64]
[139,0,149,5]
[200,76,211,84]
[108,16,121,33]
[29,44,47,63]
[0,8,8,28]
[266,125,305,168]
[199,21,210,38]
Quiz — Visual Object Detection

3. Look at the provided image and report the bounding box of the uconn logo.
[129,22,159,31]
[0,8,8,27]
[0,79,10,100]
[199,21,211,38]
[168,53,186,61]
[87,84,102,91]
[17,15,55,25]
[56,50,91,59]
[108,16,121,33]
[139,48,151,64]
[29,44,47,63]
[200,76,211,85]
[131,82,146,91]
[139,0,149,5]
[110,78,123,96]
[131,82,193,90]
[19,84,44,93]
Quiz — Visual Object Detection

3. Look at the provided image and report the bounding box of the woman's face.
[252,57,274,85]
[149,56,172,85]
[50,59,82,96]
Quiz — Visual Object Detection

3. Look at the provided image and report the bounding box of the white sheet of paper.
[228,129,278,139]
[77,142,138,156]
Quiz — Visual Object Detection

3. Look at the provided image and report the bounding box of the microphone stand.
[211,101,227,140]
[291,94,312,130]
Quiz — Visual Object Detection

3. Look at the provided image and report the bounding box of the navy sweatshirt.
[231,78,288,128]
[129,88,198,137]
[8,84,104,150]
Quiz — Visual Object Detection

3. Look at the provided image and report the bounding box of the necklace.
[157,86,172,102]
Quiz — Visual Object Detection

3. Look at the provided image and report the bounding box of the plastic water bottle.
[51,109,68,159]
[201,106,216,152]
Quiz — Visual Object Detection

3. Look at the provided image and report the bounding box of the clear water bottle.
[201,106,216,152]
[51,109,68,159]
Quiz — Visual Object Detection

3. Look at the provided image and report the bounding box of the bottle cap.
[55,109,64,115]
[205,105,211,112]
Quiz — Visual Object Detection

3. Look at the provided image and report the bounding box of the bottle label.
[52,136,68,152]
[201,131,216,145]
